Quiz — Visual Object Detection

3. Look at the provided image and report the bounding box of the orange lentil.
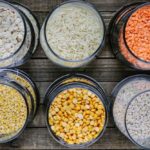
[125,5,150,62]
[119,27,150,69]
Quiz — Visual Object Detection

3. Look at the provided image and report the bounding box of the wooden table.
[0,0,149,149]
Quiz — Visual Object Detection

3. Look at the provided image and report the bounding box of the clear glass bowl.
[12,2,40,54]
[112,74,150,136]
[0,77,29,143]
[40,0,106,68]
[44,73,110,107]
[109,2,150,70]
[0,1,39,68]
[44,73,109,148]
[112,74,150,149]
[125,90,150,150]
[0,69,39,121]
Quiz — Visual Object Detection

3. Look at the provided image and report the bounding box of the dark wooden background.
[1,0,149,149]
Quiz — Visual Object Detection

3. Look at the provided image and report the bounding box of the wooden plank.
[1,0,147,149]
[36,81,117,101]
[19,59,147,82]
[12,0,148,12]
[33,11,114,27]
[0,128,138,149]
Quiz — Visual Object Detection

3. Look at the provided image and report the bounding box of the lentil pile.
[125,5,150,62]
[0,3,24,59]
[109,3,150,70]
[113,76,150,136]
[49,88,106,144]
[126,91,150,148]
[0,84,27,137]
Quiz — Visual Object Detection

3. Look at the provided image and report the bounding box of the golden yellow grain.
[0,84,27,135]
[48,88,106,145]
[7,73,36,114]
[8,73,36,102]
[62,77,94,86]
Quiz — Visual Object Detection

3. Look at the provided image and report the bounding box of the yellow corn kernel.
[48,88,106,145]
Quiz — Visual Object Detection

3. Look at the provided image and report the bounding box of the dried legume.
[0,84,27,136]
[49,88,106,144]
[125,5,150,62]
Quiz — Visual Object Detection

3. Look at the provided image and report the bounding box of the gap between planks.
[0,128,138,149]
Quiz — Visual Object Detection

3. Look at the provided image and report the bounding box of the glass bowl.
[0,77,29,143]
[0,69,39,121]
[0,0,39,68]
[125,90,150,149]
[108,2,150,70]
[40,0,106,68]
[45,83,108,148]
[44,73,109,148]
[112,74,150,137]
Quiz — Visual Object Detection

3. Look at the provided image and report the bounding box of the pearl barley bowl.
[40,0,105,68]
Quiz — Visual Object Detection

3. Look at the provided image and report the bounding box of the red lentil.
[125,5,150,62]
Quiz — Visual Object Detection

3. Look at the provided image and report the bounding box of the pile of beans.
[49,88,106,145]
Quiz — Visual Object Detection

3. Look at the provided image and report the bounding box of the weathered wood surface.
[0,128,138,149]
[1,0,149,149]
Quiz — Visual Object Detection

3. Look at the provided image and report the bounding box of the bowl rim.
[123,2,150,64]
[45,82,108,148]
[43,0,106,63]
[111,74,150,136]
[0,68,40,119]
[0,0,27,61]
[124,89,150,150]
[0,79,29,143]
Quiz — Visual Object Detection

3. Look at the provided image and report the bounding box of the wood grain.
[11,0,148,12]
[19,59,147,82]
[0,0,147,149]
[36,81,117,101]
[0,128,138,149]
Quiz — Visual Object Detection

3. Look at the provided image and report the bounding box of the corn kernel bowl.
[45,82,108,148]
